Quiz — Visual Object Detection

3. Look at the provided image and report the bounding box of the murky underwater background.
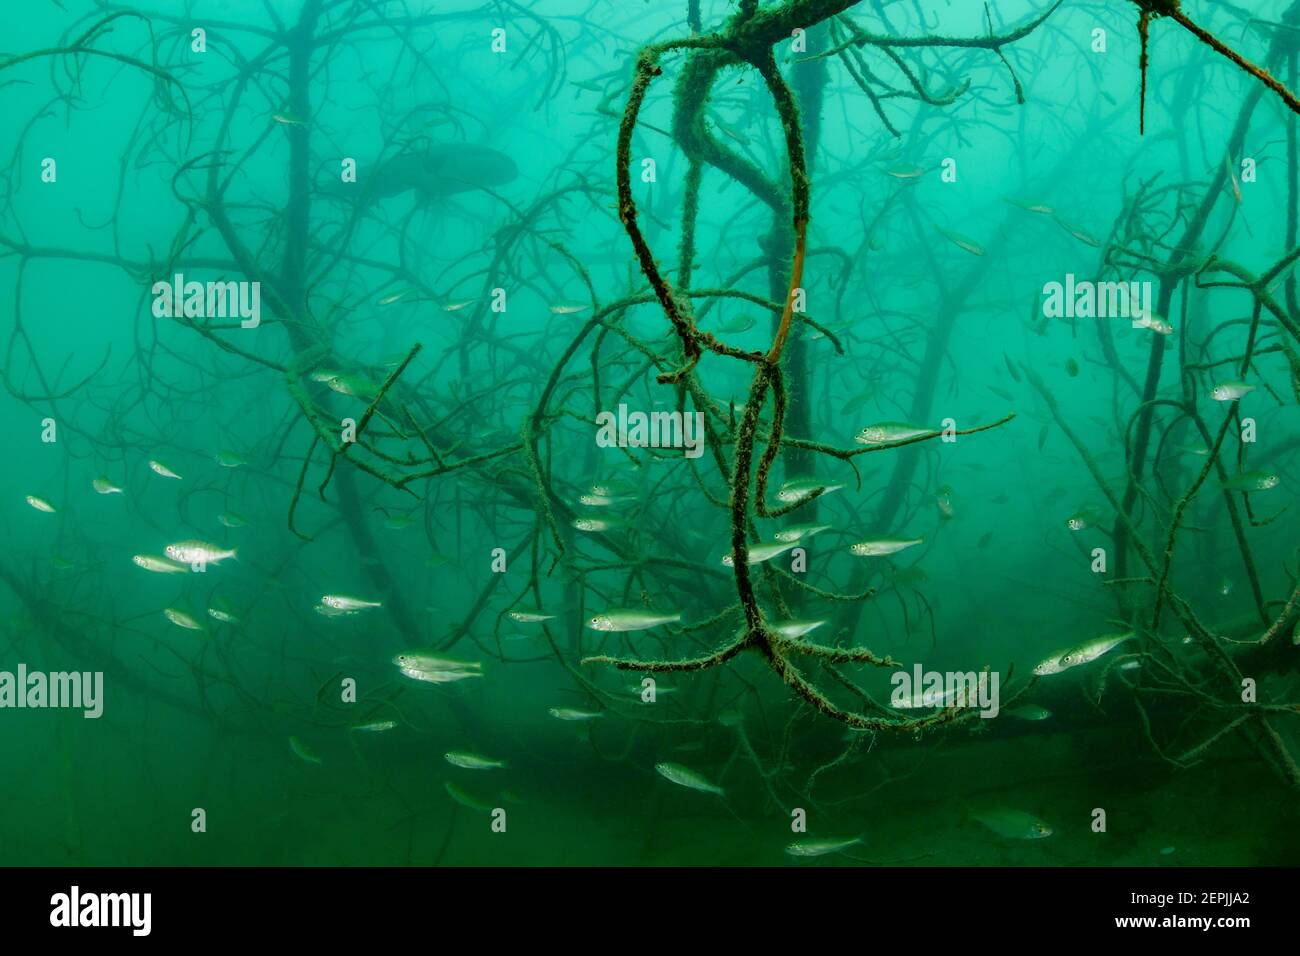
[2,0,1299,866]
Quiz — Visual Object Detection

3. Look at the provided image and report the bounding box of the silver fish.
[445,751,507,770]
[855,421,936,445]
[785,836,862,858]
[163,607,204,631]
[587,609,680,632]
[1210,379,1254,402]
[655,762,724,796]
[92,477,123,495]
[722,541,796,566]
[133,554,188,574]
[165,540,237,565]
[971,806,1053,839]
[321,594,380,611]
[772,523,831,543]
[548,707,602,722]
[850,536,923,556]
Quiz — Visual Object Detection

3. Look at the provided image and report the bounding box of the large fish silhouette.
[321,143,518,208]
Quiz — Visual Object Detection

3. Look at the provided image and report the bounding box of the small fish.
[400,666,483,685]
[987,385,1014,401]
[1211,379,1255,402]
[1059,632,1134,669]
[772,523,831,543]
[320,594,381,611]
[655,762,724,796]
[892,687,960,709]
[936,486,955,519]
[394,651,479,671]
[1007,704,1052,721]
[207,598,240,624]
[1221,470,1280,491]
[840,388,875,416]
[851,536,923,557]
[383,513,412,530]
[588,480,635,498]
[972,806,1053,839]
[770,619,827,639]
[1037,425,1050,452]
[271,111,308,126]
[1053,216,1099,247]
[587,609,681,632]
[376,290,411,306]
[777,478,844,503]
[1065,507,1100,532]
[165,540,237,565]
[577,493,632,507]
[441,299,475,312]
[711,114,751,146]
[92,477,123,495]
[785,836,863,858]
[935,226,984,256]
[1133,313,1174,335]
[133,554,188,574]
[352,720,397,732]
[1003,197,1053,215]
[508,609,556,623]
[1218,576,1233,597]
[323,373,375,398]
[855,421,936,445]
[1226,152,1242,204]
[572,516,623,533]
[722,541,797,566]
[716,314,757,334]
[1065,358,1079,378]
[445,751,507,770]
[148,459,183,480]
[394,651,483,684]
[163,607,204,631]
[885,165,925,179]
[24,495,56,513]
[549,302,589,315]
[549,707,602,722]
[1003,354,1022,382]
[215,450,248,468]
[289,736,322,764]
[1034,632,1132,676]
[217,511,248,529]
[444,782,493,811]
[52,555,75,571]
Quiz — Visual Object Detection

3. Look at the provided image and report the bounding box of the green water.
[2,0,1299,867]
